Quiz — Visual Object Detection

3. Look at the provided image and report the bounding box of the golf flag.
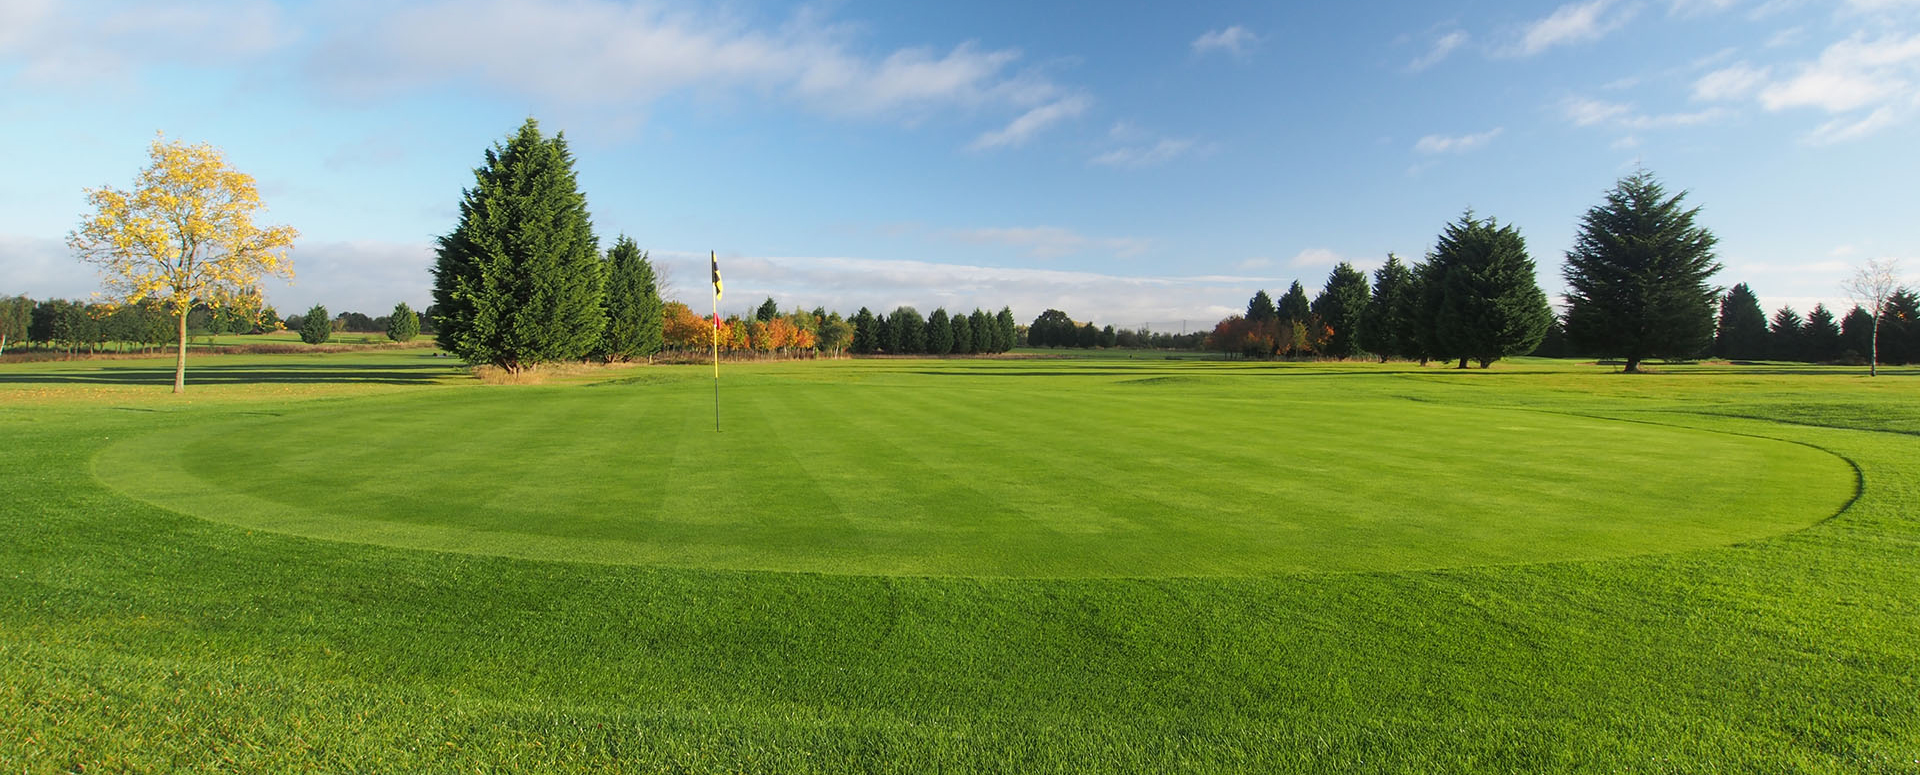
[710,250,722,432]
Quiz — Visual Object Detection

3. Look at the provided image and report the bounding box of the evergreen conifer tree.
[1361,253,1415,362]
[968,310,990,353]
[1769,306,1804,361]
[1247,290,1277,322]
[1431,212,1553,368]
[600,235,664,362]
[995,307,1017,352]
[755,297,779,322]
[1562,171,1721,372]
[299,303,331,345]
[1841,305,1875,362]
[851,307,876,354]
[1713,283,1769,360]
[890,307,925,353]
[1802,304,1842,363]
[950,311,973,354]
[1276,281,1312,323]
[875,312,896,353]
[1311,261,1370,358]
[386,302,420,342]
[927,308,954,354]
[431,118,605,372]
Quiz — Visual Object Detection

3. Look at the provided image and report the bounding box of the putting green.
[94,364,1855,578]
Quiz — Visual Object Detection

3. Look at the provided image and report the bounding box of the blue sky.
[4,0,1917,328]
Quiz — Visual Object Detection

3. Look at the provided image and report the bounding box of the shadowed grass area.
[2,351,1917,772]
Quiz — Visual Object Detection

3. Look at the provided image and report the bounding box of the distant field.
[3,351,1916,772]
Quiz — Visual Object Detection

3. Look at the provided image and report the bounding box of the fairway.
[95,359,1853,577]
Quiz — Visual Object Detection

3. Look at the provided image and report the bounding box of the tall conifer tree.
[1562,171,1721,372]
[926,308,954,354]
[1802,304,1842,363]
[1431,212,1553,368]
[1713,283,1769,360]
[1361,253,1415,362]
[1311,262,1370,358]
[432,118,605,372]
[600,235,664,362]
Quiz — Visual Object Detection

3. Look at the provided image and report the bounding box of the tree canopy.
[432,118,605,372]
[600,235,664,362]
[67,135,297,392]
[1713,283,1769,361]
[1431,212,1553,368]
[1562,171,1721,372]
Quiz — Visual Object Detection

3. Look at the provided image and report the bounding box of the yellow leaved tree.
[68,135,298,393]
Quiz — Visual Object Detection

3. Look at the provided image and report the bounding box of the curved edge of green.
[87,399,1861,581]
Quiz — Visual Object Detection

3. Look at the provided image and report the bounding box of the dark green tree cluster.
[848,306,1013,355]
[1225,219,1549,367]
[1751,296,1916,365]
[11,297,175,354]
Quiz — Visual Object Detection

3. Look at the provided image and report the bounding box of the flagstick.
[711,250,721,433]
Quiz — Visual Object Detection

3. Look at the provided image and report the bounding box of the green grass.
[96,360,1849,577]
[3,351,1918,772]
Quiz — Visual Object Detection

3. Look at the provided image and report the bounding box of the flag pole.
[710,250,722,433]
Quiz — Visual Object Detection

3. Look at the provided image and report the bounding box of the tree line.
[0,294,439,355]
[1208,210,1553,369]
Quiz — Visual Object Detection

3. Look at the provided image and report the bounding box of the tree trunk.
[1623,356,1641,374]
[1870,316,1879,377]
[174,310,188,393]
[1477,357,1493,369]
[1455,356,1468,369]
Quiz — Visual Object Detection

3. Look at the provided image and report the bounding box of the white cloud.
[1408,30,1469,71]
[1694,62,1771,101]
[258,240,438,314]
[1192,26,1260,60]
[1669,0,1740,16]
[0,0,289,84]
[1506,0,1638,57]
[1680,31,1920,142]
[1562,96,1726,128]
[1804,104,1904,143]
[1758,32,1920,113]
[969,94,1091,150]
[298,1,1085,149]
[1414,127,1505,153]
[1091,138,1200,168]
[947,226,1149,259]
[1288,248,1345,268]
[0,234,97,301]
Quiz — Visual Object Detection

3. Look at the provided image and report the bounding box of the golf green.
[93,362,1855,577]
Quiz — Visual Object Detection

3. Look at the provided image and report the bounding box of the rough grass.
[2,351,1917,773]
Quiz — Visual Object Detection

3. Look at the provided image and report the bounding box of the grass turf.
[93,358,1850,577]
[2,351,1917,772]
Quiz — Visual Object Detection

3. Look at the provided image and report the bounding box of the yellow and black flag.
[710,251,723,300]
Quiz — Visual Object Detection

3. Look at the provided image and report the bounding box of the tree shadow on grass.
[0,361,465,386]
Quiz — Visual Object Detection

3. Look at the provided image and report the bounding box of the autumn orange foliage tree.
[67,135,297,392]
